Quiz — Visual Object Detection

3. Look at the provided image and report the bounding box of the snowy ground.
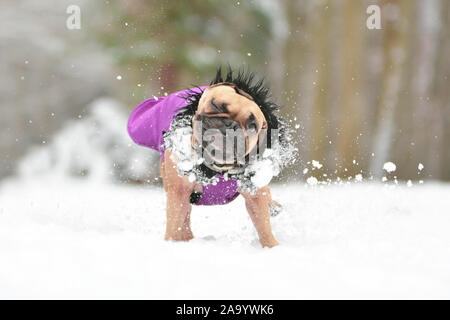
[1,177,449,299]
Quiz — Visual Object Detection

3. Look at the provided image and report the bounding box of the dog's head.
[175,67,283,175]
[192,82,268,172]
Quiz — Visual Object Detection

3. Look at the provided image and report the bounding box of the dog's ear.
[262,120,268,130]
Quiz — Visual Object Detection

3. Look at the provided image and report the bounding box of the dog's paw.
[269,200,283,217]
[256,238,280,248]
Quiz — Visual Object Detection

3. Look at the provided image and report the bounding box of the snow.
[17,98,160,184]
[249,159,274,188]
[167,126,196,172]
[1,100,449,299]
[245,149,282,190]
[306,176,318,186]
[383,161,397,173]
[418,163,424,171]
[1,176,450,299]
[312,160,323,169]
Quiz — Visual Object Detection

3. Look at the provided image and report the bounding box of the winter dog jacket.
[127,87,240,206]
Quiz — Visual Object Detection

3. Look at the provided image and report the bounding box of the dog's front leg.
[162,150,195,242]
[240,186,279,248]
[165,188,193,241]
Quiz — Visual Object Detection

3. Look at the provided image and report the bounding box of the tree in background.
[81,0,450,183]
[93,0,272,107]
[370,0,413,178]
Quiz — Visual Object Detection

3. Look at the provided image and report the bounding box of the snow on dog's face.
[192,82,267,172]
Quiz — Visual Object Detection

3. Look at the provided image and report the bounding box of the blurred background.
[0,0,449,185]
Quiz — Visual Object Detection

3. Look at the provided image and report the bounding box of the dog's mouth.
[212,161,234,168]
[207,161,246,175]
[192,116,250,171]
[191,137,248,174]
[201,143,246,173]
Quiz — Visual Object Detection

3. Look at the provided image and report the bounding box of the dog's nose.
[222,118,241,130]
[222,118,235,128]
[219,119,241,135]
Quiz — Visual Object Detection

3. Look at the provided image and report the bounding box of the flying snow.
[383,161,397,173]
[312,160,323,169]
[164,115,296,194]
[306,176,318,186]
[1,99,450,299]
[249,159,275,188]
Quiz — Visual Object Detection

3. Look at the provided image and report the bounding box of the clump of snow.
[248,159,274,188]
[17,98,160,184]
[312,160,323,169]
[355,174,363,182]
[167,126,196,172]
[164,116,218,186]
[306,176,318,186]
[240,149,282,191]
[383,161,397,173]
[418,163,424,171]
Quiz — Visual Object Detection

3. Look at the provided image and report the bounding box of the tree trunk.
[336,0,365,178]
[370,0,413,178]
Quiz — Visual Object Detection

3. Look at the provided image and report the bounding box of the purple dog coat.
[127,87,240,206]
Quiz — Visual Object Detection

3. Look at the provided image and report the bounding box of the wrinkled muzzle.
[193,116,254,171]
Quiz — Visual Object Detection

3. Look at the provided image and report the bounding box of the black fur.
[175,67,286,148]
[189,191,202,204]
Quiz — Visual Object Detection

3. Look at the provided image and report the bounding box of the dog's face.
[192,83,267,172]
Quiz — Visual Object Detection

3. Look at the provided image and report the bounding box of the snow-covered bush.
[18,98,160,184]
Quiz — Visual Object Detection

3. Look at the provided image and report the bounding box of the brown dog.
[160,151,279,248]
[128,69,286,248]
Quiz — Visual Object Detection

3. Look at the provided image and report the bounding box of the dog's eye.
[210,98,228,114]
[247,122,258,134]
